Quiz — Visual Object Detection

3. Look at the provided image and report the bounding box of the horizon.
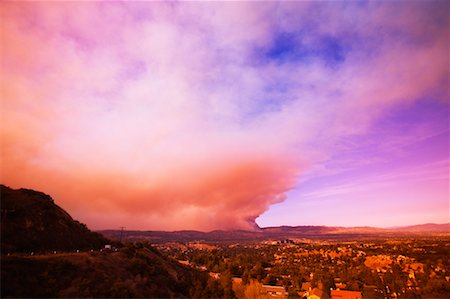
[97,221,450,233]
[1,2,449,231]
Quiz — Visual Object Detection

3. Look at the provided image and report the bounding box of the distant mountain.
[100,223,450,243]
[261,224,449,235]
[262,225,337,235]
[390,223,450,233]
[101,229,268,243]
[1,184,109,252]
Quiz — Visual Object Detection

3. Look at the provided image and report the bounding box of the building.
[302,282,312,291]
[209,272,220,279]
[335,283,347,289]
[262,285,288,299]
[331,290,362,299]
[307,288,330,299]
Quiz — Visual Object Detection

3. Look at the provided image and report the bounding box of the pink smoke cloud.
[1,2,448,230]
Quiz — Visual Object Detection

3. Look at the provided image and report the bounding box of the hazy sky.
[1,1,448,231]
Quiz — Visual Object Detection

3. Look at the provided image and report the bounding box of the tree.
[263,274,278,285]
[245,280,266,299]
[288,289,300,299]
[204,277,224,298]
[251,262,266,280]
[189,280,205,298]
[220,270,236,299]
[242,269,251,285]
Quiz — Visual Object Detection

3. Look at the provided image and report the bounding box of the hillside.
[0,185,230,298]
[1,184,109,252]
[1,244,212,298]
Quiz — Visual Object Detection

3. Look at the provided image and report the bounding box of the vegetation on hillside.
[2,242,233,298]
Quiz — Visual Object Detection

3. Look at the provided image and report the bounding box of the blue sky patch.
[260,30,350,66]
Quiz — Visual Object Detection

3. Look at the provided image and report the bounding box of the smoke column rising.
[1,2,448,230]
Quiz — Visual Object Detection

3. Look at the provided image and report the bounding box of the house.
[335,282,347,289]
[302,282,312,291]
[331,290,362,299]
[307,288,330,299]
[209,272,220,279]
[262,285,288,299]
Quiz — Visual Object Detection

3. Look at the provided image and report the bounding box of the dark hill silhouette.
[1,184,108,252]
[0,185,227,298]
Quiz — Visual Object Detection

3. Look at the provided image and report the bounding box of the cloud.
[1,1,448,230]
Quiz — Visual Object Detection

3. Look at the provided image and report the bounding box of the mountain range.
[100,222,449,243]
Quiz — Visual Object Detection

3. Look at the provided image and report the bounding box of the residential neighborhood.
[155,237,449,298]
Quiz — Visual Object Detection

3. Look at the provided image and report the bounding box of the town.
[153,237,450,299]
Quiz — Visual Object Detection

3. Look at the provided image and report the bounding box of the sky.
[1,1,448,231]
